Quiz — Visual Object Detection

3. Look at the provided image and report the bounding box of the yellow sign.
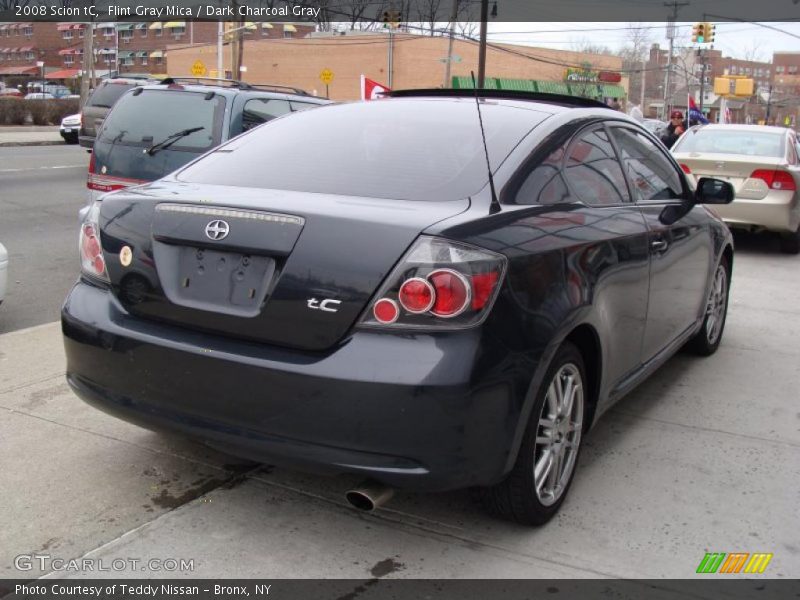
[191,60,207,77]
[319,68,334,85]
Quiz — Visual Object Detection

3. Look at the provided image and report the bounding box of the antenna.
[470,71,501,215]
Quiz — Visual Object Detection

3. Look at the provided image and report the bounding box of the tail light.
[79,202,109,283]
[359,236,506,330]
[679,163,692,174]
[750,169,797,191]
[87,152,138,192]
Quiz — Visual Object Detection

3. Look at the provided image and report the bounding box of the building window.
[102,28,114,38]
[79,28,84,38]
[140,28,147,38]
[62,30,73,40]
[64,55,74,66]
[25,51,34,60]
[283,30,293,38]
[121,31,133,41]
[23,26,33,37]
[790,66,798,74]
[140,56,147,66]
[172,27,185,37]
[155,28,162,37]
[154,56,163,65]
[776,66,784,74]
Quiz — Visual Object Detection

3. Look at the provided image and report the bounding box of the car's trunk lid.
[98,181,470,351]
[674,152,785,199]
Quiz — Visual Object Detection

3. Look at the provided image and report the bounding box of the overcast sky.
[486,22,800,61]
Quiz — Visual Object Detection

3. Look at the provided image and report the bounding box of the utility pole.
[80,21,94,106]
[765,84,773,123]
[698,49,708,114]
[443,0,459,88]
[217,21,223,79]
[663,1,689,119]
[387,28,394,88]
[477,0,488,87]
[640,59,646,110]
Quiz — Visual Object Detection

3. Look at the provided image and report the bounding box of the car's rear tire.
[478,341,586,525]
[779,227,800,255]
[686,256,730,356]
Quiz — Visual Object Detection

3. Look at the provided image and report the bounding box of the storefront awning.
[116,23,135,31]
[283,24,297,33]
[58,46,82,56]
[118,51,135,59]
[17,46,34,52]
[149,50,164,58]
[136,51,149,58]
[95,48,115,55]
[135,23,148,29]
[0,65,39,75]
[45,68,80,79]
[57,23,73,31]
[164,21,186,28]
[261,22,274,29]
[149,22,163,30]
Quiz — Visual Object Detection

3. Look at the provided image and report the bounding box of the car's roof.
[134,82,325,101]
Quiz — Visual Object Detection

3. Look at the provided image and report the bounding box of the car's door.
[508,123,652,391]
[609,124,713,361]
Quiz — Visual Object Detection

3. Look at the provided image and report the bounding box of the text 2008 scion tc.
[62,90,734,525]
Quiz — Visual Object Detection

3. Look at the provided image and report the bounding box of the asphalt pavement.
[0,160,798,582]
[0,145,90,334]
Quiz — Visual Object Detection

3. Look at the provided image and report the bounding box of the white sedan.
[0,242,7,307]
[60,113,81,144]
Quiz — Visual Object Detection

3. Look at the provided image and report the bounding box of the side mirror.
[695,177,734,205]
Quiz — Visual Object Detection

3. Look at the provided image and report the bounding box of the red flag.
[360,75,390,101]
[688,95,699,110]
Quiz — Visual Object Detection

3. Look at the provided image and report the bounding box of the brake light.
[79,203,109,282]
[87,154,141,193]
[679,163,692,174]
[750,169,797,191]
[360,237,506,330]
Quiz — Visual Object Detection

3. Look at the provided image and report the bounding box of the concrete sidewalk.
[0,126,64,147]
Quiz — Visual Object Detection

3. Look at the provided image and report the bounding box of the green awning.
[136,51,148,58]
[116,23,135,31]
[118,51,135,59]
[452,76,622,100]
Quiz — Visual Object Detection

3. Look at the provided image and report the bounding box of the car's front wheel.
[479,342,586,525]
[686,256,730,356]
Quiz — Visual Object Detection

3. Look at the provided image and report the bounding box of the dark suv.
[87,78,329,199]
[79,77,155,149]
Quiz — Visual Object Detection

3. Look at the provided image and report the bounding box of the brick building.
[166,32,626,101]
[0,21,314,83]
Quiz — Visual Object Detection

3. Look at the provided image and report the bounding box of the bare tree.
[570,37,613,56]
[618,23,653,109]
[415,0,443,36]
[740,41,766,63]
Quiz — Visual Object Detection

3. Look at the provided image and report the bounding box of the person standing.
[661,110,688,149]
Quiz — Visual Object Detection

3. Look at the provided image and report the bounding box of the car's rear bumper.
[62,281,530,492]
[714,191,799,233]
[78,135,94,149]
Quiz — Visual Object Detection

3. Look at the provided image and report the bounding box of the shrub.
[46,99,80,124]
[0,98,27,125]
[26,99,50,125]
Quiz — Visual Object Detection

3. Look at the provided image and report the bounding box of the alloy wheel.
[705,264,728,345]
[534,363,584,506]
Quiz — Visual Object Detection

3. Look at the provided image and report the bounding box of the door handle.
[651,239,669,253]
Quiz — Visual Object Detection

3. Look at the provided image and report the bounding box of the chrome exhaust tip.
[345,480,394,512]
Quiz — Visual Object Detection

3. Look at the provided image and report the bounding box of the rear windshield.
[176,99,549,201]
[87,82,136,108]
[99,89,226,152]
[673,128,784,157]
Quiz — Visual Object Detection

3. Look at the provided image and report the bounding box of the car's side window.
[514,143,571,205]
[563,128,630,206]
[290,101,318,112]
[611,127,683,202]
[241,98,292,132]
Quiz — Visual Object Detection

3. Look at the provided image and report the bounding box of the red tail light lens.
[679,163,692,174]
[87,152,141,192]
[429,269,470,318]
[750,169,797,191]
[79,203,109,282]
[398,278,435,313]
[360,237,506,330]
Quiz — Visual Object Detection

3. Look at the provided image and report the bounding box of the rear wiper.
[144,126,204,156]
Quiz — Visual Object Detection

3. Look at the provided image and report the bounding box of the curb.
[0,140,66,147]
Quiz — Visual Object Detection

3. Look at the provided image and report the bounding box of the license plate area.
[155,243,276,317]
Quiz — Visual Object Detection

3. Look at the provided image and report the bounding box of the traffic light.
[706,23,715,43]
[381,9,401,28]
[692,22,707,43]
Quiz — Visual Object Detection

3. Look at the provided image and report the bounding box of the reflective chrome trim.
[156,203,304,226]
[398,277,436,314]
[427,268,471,318]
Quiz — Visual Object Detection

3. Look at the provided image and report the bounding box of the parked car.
[0,242,7,308]
[86,78,328,203]
[673,124,800,253]
[60,113,81,144]
[0,88,22,98]
[642,118,667,138]
[24,92,55,100]
[79,78,155,149]
[62,90,735,525]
